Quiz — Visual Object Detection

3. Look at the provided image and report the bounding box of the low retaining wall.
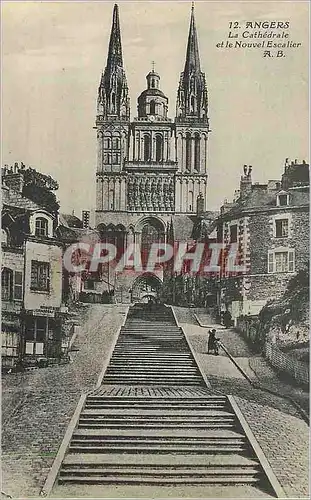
[265,342,309,387]
[237,315,309,386]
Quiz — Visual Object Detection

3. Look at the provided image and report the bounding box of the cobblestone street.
[2,304,309,499]
[2,304,128,498]
[175,307,309,498]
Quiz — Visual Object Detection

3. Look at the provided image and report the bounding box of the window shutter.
[288,250,294,272]
[268,252,274,273]
[13,271,23,300]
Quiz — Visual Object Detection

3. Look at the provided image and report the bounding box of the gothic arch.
[131,272,163,303]
[155,134,163,162]
[150,100,156,114]
[185,132,192,170]
[135,215,165,234]
[143,134,151,162]
[97,223,107,235]
[194,132,200,172]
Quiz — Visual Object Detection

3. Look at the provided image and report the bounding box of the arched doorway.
[131,273,162,303]
[137,217,165,269]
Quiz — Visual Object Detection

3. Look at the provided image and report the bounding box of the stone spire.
[176,3,208,123]
[184,3,201,75]
[106,3,123,69]
[97,4,130,120]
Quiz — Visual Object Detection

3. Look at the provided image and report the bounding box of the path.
[175,307,309,498]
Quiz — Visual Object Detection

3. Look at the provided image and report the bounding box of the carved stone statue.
[127,177,134,209]
[168,179,174,209]
[140,177,146,210]
[145,178,152,208]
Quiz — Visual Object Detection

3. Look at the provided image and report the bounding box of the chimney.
[240,164,253,199]
[2,162,25,193]
[82,210,90,229]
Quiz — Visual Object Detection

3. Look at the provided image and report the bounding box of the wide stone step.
[110,356,190,359]
[63,452,259,467]
[85,401,226,410]
[84,399,226,406]
[79,413,232,421]
[81,409,233,416]
[105,367,199,371]
[68,444,247,454]
[71,437,246,446]
[86,396,227,402]
[103,373,202,378]
[107,362,197,368]
[59,466,260,477]
[58,475,259,485]
[73,429,243,439]
[112,350,189,354]
[78,422,235,429]
[101,381,204,387]
[121,328,182,331]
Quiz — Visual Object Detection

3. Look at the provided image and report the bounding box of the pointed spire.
[97,4,130,121]
[184,3,201,75]
[175,3,208,123]
[106,4,123,70]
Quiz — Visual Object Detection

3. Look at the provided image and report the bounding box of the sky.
[2,0,309,216]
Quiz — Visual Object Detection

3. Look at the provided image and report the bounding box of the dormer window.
[35,217,48,237]
[277,193,289,206]
[30,213,53,238]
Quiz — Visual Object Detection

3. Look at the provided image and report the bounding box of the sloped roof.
[172,215,196,241]
[60,213,83,228]
[2,186,44,212]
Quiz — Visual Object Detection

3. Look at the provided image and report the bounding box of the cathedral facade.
[95,4,210,302]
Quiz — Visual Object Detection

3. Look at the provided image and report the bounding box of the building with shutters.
[213,159,309,321]
[94,3,211,302]
[1,163,65,369]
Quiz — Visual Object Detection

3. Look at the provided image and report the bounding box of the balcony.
[133,116,172,123]
[124,160,178,172]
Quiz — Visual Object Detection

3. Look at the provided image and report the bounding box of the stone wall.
[236,315,264,352]
[265,342,309,386]
[236,315,309,386]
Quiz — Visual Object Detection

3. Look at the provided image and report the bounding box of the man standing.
[207,329,220,355]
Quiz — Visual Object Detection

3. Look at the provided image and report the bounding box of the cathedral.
[95,3,210,303]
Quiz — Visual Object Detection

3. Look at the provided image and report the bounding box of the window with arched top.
[188,191,194,212]
[111,93,116,108]
[150,100,156,115]
[194,133,200,171]
[151,79,155,88]
[35,217,48,237]
[109,189,115,210]
[144,135,151,162]
[185,133,192,170]
[191,95,195,113]
[155,135,163,162]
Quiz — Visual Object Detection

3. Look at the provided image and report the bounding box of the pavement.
[1,304,128,498]
[174,306,310,499]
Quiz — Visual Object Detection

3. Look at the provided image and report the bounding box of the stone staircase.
[56,305,273,494]
[102,304,203,386]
